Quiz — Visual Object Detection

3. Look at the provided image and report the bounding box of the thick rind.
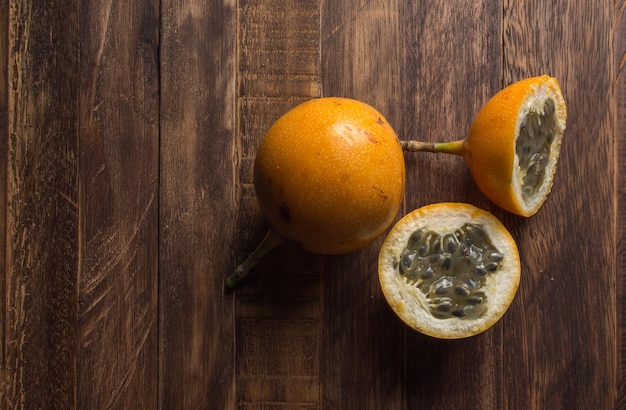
[378,203,521,339]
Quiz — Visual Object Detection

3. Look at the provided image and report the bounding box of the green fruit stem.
[401,139,466,156]
[226,229,285,289]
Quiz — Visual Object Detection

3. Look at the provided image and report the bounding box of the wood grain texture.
[0,0,623,408]
[0,0,8,383]
[615,1,626,407]
[77,0,160,408]
[2,1,79,408]
[159,0,237,408]
[235,1,322,408]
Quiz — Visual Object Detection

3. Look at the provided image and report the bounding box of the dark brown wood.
[502,2,617,408]
[1,0,624,408]
[158,0,237,408]
[77,1,160,408]
[615,1,626,407]
[0,0,8,388]
[234,1,323,408]
[2,1,80,408]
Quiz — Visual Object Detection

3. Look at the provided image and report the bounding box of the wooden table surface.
[2,0,625,409]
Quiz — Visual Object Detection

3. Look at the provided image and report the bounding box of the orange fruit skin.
[463,75,566,216]
[463,88,518,213]
[254,97,406,255]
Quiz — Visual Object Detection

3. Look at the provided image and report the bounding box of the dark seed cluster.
[516,98,558,199]
[398,224,503,320]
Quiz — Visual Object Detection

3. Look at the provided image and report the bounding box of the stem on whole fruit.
[226,229,285,290]
[401,139,466,156]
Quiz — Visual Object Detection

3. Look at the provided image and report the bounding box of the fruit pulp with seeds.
[378,203,521,339]
[516,98,558,199]
[398,224,503,320]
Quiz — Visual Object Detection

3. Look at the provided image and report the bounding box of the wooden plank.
[398,3,501,407]
[76,0,160,408]
[235,0,322,407]
[502,1,617,407]
[406,3,502,409]
[0,0,8,381]
[320,2,404,406]
[614,0,626,407]
[158,0,237,407]
[2,1,79,408]
[321,1,503,408]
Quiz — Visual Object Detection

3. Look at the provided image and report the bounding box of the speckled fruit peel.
[253,97,405,254]
[227,97,405,289]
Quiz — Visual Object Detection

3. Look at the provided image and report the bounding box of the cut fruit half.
[464,76,567,216]
[402,75,567,217]
[378,203,521,339]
